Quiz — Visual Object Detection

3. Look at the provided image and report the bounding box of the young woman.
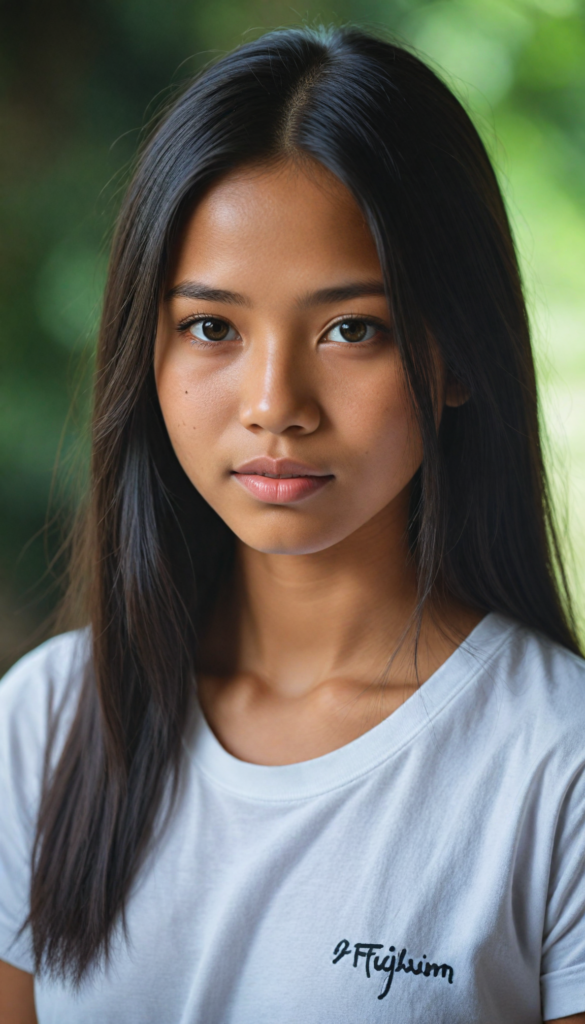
[1,25,584,1024]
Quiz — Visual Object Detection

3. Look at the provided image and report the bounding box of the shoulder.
[0,629,89,717]
[475,614,585,770]
[490,615,585,709]
[0,631,89,797]
[0,634,88,972]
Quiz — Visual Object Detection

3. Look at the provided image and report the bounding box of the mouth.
[231,457,334,504]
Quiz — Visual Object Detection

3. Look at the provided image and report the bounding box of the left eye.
[188,318,238,342]
[326,320,378,344]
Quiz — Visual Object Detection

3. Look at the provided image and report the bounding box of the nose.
[239,334,321,436]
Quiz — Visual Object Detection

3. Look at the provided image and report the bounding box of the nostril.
[240,398,321,436]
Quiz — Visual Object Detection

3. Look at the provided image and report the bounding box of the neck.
[219,495,424,696]
[197,496,483,765]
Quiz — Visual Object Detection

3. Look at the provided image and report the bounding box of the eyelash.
[176,314,238,347]
[175,313,390,346]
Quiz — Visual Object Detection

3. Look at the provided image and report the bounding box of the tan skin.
[157,159,480,764]
[1,160,580,1023]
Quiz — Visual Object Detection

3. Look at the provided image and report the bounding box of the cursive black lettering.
[374,948,396,1000]
[353,943,384,978]
[424,961,454,984]
[332,939,352,964]
[332,938,454,999]
[396,947,411,973]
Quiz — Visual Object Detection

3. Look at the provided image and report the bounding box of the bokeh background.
[1,0,584,672]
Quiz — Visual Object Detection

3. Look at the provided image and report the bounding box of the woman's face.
[155,160,427,556]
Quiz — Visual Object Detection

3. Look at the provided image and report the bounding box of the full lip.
[231,457,334,505]
[231,456,333,479]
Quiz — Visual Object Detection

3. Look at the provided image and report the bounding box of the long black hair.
[29,25,581,981]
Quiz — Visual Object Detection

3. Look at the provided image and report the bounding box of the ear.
[444,375,470,408]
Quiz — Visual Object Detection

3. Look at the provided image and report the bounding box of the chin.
[232,520,357,556]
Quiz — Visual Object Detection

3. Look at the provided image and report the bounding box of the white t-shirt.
[2,614,585,1022]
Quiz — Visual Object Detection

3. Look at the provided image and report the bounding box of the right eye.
[187,317,238,342]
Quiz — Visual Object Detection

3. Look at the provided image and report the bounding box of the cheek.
[155,356,236,485]
[331,365,422,495]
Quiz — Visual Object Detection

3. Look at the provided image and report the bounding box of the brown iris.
[197,318,230,341]
[338,320,368,342]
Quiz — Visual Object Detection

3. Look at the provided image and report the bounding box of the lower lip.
[232,473,333,504]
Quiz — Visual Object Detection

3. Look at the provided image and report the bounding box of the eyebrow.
[166,281,249,305]
[165,279,387,307]
[297,281,387,308]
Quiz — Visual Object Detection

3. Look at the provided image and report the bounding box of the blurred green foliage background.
[1,0,584,671]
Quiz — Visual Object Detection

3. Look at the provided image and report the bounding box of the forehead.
[171,160,382,290]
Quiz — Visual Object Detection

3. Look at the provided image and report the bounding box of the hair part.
[278,61,328,152]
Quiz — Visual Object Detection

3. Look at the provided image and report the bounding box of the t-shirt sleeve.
[541,765,585,1021]
[0,633,84,972]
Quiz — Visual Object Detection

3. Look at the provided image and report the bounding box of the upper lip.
[232,457,333,478]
